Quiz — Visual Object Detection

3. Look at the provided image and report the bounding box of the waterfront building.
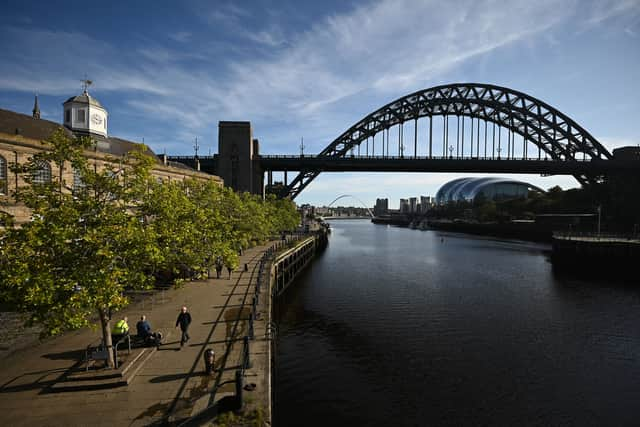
[399,198,410,213]
[435,177,543,205]
[420,196,434,212]
[0,90,222,224]
[374,198,389,216]
[409,197,418,213]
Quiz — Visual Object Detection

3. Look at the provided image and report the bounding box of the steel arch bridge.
[282,83,612,199]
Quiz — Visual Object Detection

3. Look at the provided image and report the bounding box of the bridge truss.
[283,83,611,199]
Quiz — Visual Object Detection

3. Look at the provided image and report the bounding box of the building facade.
[0,91,222,224]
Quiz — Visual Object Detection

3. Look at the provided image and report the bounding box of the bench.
[84,334,131,370]
[85,342,109,371]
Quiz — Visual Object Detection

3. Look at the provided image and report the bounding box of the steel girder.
[283,83,611,199]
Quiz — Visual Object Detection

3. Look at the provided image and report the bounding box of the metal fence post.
[243,336,251,369]
[235,369,243,409]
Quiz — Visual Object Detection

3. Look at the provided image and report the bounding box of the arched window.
[32,160,52,185]
[0,155,7,195]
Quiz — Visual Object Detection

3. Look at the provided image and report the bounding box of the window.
[72,168,85,193]
[0,155,7,195]
[65,109,71,123]
[32,160,51,185]
[76,109,85,123]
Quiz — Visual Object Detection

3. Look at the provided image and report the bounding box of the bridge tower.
[217,121,264,196]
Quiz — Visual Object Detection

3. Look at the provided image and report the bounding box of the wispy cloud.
[168,31,192,43]
[0,0,636,165]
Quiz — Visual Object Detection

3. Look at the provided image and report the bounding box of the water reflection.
[275,220,640,426]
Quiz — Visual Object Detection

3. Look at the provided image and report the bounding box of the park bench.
[84,334,131,370]
[84,340,109,371]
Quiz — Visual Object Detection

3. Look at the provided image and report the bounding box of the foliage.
[0,129,299,364]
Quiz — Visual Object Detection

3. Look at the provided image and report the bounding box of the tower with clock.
[62,79,108,137]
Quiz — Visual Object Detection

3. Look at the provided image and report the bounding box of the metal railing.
[553,231,640,241]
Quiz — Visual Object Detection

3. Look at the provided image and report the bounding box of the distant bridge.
[168,83,639,199]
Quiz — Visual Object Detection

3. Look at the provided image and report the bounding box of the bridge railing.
[259,154,594,162]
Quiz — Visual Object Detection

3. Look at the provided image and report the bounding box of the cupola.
[62,80,108,137]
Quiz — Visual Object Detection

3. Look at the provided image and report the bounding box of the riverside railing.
[553,231,640,241]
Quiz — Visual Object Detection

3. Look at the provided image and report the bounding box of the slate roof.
[0,108,160,162]
[63,92,104,108]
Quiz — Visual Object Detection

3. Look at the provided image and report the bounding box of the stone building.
[0,90,222,224]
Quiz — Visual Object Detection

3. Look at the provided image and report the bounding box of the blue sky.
[1,0,638,208]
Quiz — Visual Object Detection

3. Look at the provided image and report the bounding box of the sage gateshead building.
[435,177,544,205]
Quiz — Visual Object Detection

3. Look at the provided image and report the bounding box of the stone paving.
[0,242,274,427]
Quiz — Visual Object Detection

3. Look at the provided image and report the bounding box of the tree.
[0,130,158,368]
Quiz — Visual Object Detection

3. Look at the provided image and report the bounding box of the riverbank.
[0,242,280,426]
[372,216,553,242]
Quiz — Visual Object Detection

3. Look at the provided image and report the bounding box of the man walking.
[175,306,192,348]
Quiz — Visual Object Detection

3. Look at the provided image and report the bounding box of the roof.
[0,108,73,141]
[435,177,543,204]
[63,91,104,108]
[0,107,158,161]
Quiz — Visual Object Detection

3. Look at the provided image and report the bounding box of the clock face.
[91,113,103,125]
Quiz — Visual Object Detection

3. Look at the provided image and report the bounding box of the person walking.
[226,263,233,279]
[215,256,223,279]
[175,306,192,348]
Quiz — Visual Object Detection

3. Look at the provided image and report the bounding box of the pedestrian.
[215,256,223,279]
[226,263,233,279]
[175,306,192,348]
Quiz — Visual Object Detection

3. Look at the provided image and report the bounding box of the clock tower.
[62,80,108,137]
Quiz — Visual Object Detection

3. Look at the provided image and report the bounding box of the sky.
[0,0,638,208]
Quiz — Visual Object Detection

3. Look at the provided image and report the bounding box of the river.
[274,219,640,426]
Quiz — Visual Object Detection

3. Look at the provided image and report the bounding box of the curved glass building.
[435,177,543,205]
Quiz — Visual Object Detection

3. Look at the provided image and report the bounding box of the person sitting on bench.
[136,315,162,346]
[111,316,129,346]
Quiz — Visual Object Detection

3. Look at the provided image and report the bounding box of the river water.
[274,220,640,426]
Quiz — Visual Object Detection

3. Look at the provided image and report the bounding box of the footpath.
[0,241,276,426]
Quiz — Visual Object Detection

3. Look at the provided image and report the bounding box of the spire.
[32,94,40,119]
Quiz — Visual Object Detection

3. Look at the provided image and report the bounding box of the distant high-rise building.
[374,198,389,216]
[420,196,433,213]
[409,197,418,213]
[399,198,409,213]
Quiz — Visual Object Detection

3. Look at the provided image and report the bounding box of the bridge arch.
[285,83,611,199]
[326,194,374,218]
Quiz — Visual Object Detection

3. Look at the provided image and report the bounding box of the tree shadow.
[149,372,205,384]
[41,349,83,361]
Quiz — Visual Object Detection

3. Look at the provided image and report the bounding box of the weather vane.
[81,76,93,93]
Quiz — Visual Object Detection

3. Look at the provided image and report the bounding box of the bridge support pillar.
[218,121,263,196]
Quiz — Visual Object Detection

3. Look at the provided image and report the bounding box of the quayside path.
[0,242,277,426]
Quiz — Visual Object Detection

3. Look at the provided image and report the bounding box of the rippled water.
[274,220,640,426]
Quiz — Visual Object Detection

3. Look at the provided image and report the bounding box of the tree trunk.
[98,307,115,368]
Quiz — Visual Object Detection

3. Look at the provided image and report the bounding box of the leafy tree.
[0,130,158,367]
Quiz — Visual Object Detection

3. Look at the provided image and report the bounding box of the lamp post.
[597,205,601,237]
